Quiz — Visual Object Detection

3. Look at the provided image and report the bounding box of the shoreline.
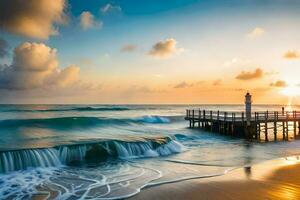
[129,156,300,200]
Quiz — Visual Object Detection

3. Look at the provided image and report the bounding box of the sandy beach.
[130,156,300,200]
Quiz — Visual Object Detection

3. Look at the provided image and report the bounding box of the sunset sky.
[0,0,300,104]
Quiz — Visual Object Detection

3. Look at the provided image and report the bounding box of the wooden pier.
[185,109,300,141]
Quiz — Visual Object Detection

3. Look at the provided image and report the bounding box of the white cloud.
[247,27,265,39]
[223,58,252,67]
[0,42,80,90]
[101,4,121,14]
[79,11,103,30]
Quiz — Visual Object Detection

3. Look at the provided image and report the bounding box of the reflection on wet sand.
[129,156,300,200]
[244,166,252,179]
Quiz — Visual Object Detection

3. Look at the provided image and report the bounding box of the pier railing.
[185,109,300,141]
[185,109,300,122]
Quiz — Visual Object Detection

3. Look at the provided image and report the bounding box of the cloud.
[78,58,94,66]
[154,74,163,78]
[235,68,264,80]
[47,65,80,87]
[174,81,193,89]
[224,58,238,67]
[264,70,279,76]
[0,0,67,39]
[247,27,265,39]
[149,38,184,58]
[196,80,205,85]
[79,11,102,30]
[101,3,121,14]
[213,79,222,86]
[270,80,287,88]
[173,80,205,89]
[121,44,137,52]
[0,38,9,58]
[283,50,300,59]
[223,57,252,67]
[0,42,80,90]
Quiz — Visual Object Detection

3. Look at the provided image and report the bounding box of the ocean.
[1,104,300,199]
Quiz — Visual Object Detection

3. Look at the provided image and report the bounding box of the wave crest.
[0,137,185,173]
[136,115,171,124]
[0,115,174,130]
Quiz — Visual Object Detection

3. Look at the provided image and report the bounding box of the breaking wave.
[0,136,185,173]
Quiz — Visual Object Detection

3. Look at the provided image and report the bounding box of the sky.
[0,0,300,104]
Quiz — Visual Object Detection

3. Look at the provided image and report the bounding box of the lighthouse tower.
[245,92,252,126]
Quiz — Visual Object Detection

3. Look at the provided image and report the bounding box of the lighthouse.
[245,92,252,126]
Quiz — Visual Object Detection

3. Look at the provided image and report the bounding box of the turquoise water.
[1,104,300,199]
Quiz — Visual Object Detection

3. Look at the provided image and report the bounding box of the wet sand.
[129,156,300,200]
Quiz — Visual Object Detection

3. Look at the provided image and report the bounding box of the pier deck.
[185,109,300,141]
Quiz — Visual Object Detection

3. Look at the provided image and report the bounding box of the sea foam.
[0,137,185,173]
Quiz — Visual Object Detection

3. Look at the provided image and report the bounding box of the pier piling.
[185,93,300,142]
[185,109,300,142]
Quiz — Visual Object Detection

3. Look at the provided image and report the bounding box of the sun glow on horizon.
[0,0,300,105]
[280,86,300,97]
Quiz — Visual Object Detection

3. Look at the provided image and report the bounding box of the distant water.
[1,104,300,199]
